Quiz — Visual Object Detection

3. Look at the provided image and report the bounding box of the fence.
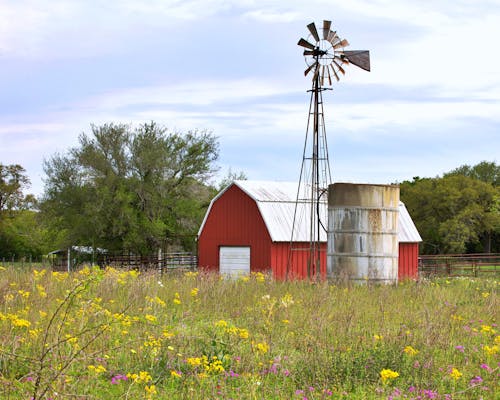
[418,253,500,277]
[98,252,197,272]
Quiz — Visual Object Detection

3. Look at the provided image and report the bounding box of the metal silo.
[327,183,399,283]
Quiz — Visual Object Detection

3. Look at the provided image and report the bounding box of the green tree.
[0,164,46,258]
[0,164,35,213]
[40,122,219,254]
[445,160,500,186]
[400,167,500,254]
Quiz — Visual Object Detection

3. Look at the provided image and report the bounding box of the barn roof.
[198,180,421,243]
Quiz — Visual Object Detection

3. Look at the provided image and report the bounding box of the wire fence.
[418,253,500,278]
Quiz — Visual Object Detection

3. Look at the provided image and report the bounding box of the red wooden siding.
[198,185,272,272]
[398,242,419,279]
[271,242,327,280]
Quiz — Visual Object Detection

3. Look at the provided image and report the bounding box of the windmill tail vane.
[287,19,370,280]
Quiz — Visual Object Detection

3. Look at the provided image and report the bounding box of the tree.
[40,122,219,254]
[0,164,35,213]
[0,164,46,258]
[445,161,500,186]
[400,165,500,254]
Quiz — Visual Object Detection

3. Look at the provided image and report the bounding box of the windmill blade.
[321,65,326,86]
[342,50,371,71]
[327,30,339,44]
[333,39,349,49]
[326,64,332,85]
[332,60,345,75]
[329,64,340,81]
[303,50,315,56]
[307,22,320,42]
[323,20,332,40]
[298,38,316,50]
[304,62,318,76]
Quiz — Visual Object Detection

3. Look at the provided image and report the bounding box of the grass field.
[0,266,498,399]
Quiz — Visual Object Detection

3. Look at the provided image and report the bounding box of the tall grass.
[0,266,498,399]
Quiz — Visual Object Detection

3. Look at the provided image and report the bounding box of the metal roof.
[198,180,421,243]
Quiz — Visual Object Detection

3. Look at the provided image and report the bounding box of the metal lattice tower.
[287,20,370,280]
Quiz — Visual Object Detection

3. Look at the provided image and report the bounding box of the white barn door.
[219,246,250,277]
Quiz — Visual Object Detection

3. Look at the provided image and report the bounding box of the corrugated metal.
[398,202,422,243]
[219,246,250,277]
[271,242,327,280]
[398,242,419,279]
[198,185,271,272]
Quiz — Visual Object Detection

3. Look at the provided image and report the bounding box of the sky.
[1,0,499,196]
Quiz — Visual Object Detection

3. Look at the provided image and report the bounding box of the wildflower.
[173,293,181,305]
[480,325,495,334]
[111,374,128,384]
[423,389,438,399]
[373,334,383,341]
[380,369,399,384]
[170,370,182,379]
[238,328,249,339]
[483,345,499,355]
[482,292,490,298]
[454,345,465,352]
[87,364,106,374]
[255,341,269,354]
[403,346,419,356]
[449,367,462,380]
[469,376,483,386]
[480,363,493,373]
[145,314,157,323]
[145,385,157,397]
[190,287,199,297]
[186,357,202,367]
[215,320,228,328]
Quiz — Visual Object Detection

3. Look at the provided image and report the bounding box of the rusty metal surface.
[342,50,371,71]
[327,183,400,283]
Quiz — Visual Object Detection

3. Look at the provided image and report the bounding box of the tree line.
[0,122,498,258]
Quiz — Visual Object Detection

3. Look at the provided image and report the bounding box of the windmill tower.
[287,20,370,280]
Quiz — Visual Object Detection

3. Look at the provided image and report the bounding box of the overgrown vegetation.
[0,267,498,399]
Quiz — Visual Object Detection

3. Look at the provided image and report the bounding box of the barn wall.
[271,242,327,280]
[198,185,272,273]
[398,242,419,279]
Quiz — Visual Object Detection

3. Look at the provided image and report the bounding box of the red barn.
[198,181,421,280]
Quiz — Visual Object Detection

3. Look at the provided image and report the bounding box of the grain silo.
[327,183,400,283]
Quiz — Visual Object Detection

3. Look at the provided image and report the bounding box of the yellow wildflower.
[480,325,496,334]
[449,368,462,380]
[173,293,181,305]
[380,369,399,384]
[145,314,157,323]
[255,342,269,354]
[403,346,419,356]
[190,287,199,297]
[145,385,157,397]
[186,357,202,367]
[170,370,182,379]
[373,334,383,341]
[88,364,106,374]
[484,345,499,355]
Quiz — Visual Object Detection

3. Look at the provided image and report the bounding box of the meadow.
[0,266,498,399]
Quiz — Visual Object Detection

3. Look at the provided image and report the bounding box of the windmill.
[287,20,370,280]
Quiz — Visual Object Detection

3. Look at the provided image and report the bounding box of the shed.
[198,180,421,280]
